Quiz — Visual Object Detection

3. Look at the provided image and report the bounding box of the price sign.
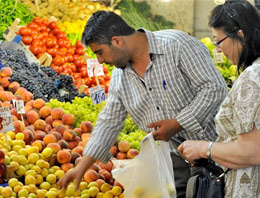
[89,85,106,105]
[213,49,224,64]
[0,107,14,133]
[12,99,25,114]
[87,58,104,77]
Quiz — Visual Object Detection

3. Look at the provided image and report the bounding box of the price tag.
[89,85,106,105]
[12,99,25,114]
[0,107,14,133]
[213,49,224,64]
[87,58,104,77]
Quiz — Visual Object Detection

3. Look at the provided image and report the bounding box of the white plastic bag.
[112,133,176,198]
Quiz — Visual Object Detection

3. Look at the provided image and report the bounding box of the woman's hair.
[209,0,260,72]
[81,11,135,46]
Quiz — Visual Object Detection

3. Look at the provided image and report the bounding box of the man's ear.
[111,36,123,47]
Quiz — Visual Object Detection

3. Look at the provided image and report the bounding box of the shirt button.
[157,106,160,110]
[149,88,152,91]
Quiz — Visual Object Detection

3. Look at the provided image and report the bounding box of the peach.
[0,149,5,164]
[76,136,81,143]
[15,87,26,97]
[58,139,69,149]
[8,81,20,93]
[57,149,71,164]
[32,99,45,110]
[39,106,51,119]
[70,152,81,164]
[64,124,74,130]
[51,131,62,141]
[52,119,63,128]
[0,91,9,101]
[116,152,127,160]
[55,125,67,135]
[22,91,34,103]
[26,100,34,107]
[12,115,18,121]
[84,169,99,183]
[73,128,82,136]
[98,173,106,181]
[2,101,12,108]
[34,119,46,131]
[63,129,76,141]
[96,179,105,190]
[13,120,25,133]
[25,105,32,113]
[26,110,40,124]
[127,149,139,159]
[99,169,112,182]
[62,113,75,125]
[45,124,52,133]
[0,67,12,77]
[45,115,53,125]
[109,145,118,156]
[72,146,83,155]
[10,108,21,120]
[0,77,10,88]
[68,141,77,150]
[47,143,61,154]
[89,163,100,172]
[98,161,113,172]
[80,121,93,133]
[0,86,3,91]
[118,140,130,153]
[22,129,34,144]
[34,130,46,140]
[51,108,65,120]
[43,134,57,145]
[61,163,74,172]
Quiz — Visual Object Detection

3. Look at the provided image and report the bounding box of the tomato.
[86,77,92,86]
[76,48,85,56]
[49,21,57,29]
[57,47,68,56]
[57,39,65,47]
[103,66,109,74]
[98,77,105,85]
[45,38,57,48]
[22,36,32,45]
[67,47,75,55]
[32,39,43,47]
[73,54,80,61]
[104,82,110,93]
[80,67,88,78]
[76,40,84,49]
[30,45,42,55]
[47,48,57,58]
[41,31,49,38]
[62,68,72,75]
[19,27,32,36]
[53,28,61,35]
[31,34,39,40]
[66,54,74,62]
[33,17,42,25]
[31,29,38,35]
[37,52,45,59]
[104,75,110,81]
[74,58,84,67]
[37,33,43,40]
[91,77,97,86]
[72,73,81,79]
[27,22,38,29]
[53,56,65,66]
[42,18,49,26]
[70,63,77,73]
[57,32,67,40]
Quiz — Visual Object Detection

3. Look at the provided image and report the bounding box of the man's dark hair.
[81,11,135,46]
[209,0,260,72]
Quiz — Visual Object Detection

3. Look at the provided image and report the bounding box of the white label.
[213,49,224,64]
[12,99,25,114]
[87,58,104,77]
[89,85,106,105]
[0,107,14,133]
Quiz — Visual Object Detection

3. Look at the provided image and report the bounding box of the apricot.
[98,161,113,172]
[0,77,10,88]
[127,149,139,159]
[34,130,46,140]
[25,105,32,113]
[47,143,61,154]
[109,145,118,156]
[68,141,77,150]
[73,128,82,136]
[26,110,40,124]
[34,119,46,131]
[32,99,45,110]
[10,108,21,120]
[0,91,9,101]
[84,169,99,183]
[52,119,63,128]
[55,124,67,135]
[0,67,12,77]
[61,163,74,172]
[45,115,53,125]
[62,113,75,125]
[57,139,69,149]
[22,129,34,144]
[22,91,34,103]
[80,121,93,133]
[89,163,100,173]
[63,129,76,141]
[96,179,105,190]
[8,81,20,93]
[70,152,81,164]
[72,146,83,155]
[116,152,127,160]
[15,87,26,96]
[43,134,57,145]
[39,106,51,119]
[51,108,65,120]
[57,149,71,164]
[118,140,130,153]
[51,131,62,141]
[13,120,25,133]
[99,169,112,182]
[26,100,34,107]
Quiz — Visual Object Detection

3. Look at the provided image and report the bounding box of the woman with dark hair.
[178,0,260,197]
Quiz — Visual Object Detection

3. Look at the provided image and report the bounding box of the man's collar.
[137,28,165,55]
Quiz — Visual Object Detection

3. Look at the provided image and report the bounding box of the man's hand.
[147,119,183,141]
[57,155,96,190]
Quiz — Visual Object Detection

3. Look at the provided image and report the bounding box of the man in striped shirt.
[58,11,228,197]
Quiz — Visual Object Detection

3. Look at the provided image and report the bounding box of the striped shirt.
[83,29,228,162]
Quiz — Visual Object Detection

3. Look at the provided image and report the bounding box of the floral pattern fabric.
[214,58,260,198]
